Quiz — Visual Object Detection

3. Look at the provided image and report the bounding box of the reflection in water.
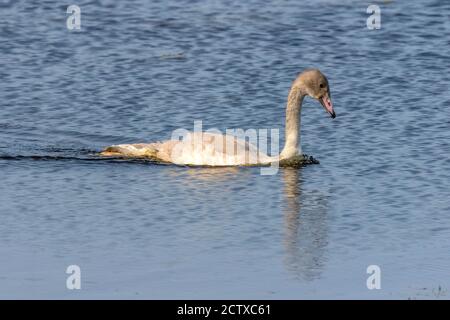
[282,168,329,281]
[184,167,241,181]
[167,166,245,186]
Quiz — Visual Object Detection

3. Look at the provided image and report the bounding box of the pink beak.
[320,94,336,119]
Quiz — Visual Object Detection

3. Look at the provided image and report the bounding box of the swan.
[100,69,335,166]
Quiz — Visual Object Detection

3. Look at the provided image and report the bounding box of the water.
[0,0,449,299]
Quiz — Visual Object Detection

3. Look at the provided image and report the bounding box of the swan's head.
[296,69,336,119]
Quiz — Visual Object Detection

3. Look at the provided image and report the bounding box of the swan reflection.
[282,168,329,281]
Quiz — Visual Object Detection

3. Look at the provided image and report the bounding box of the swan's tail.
[100,143,159,158]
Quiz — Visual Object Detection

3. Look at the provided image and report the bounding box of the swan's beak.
[320,93,336,119]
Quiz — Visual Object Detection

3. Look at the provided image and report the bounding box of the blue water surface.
[0,0,449,299]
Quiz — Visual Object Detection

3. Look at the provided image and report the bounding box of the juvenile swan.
[100,69,336,166]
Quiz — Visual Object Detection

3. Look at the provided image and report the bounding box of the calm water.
[0,0,449,299]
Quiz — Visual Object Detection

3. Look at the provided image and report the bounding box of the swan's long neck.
[280,87,305,160]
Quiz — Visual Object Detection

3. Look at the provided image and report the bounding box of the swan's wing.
[166,132,272,166]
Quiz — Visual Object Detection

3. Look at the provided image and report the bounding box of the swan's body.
[101,132,275,165]
[101,69,335,166]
